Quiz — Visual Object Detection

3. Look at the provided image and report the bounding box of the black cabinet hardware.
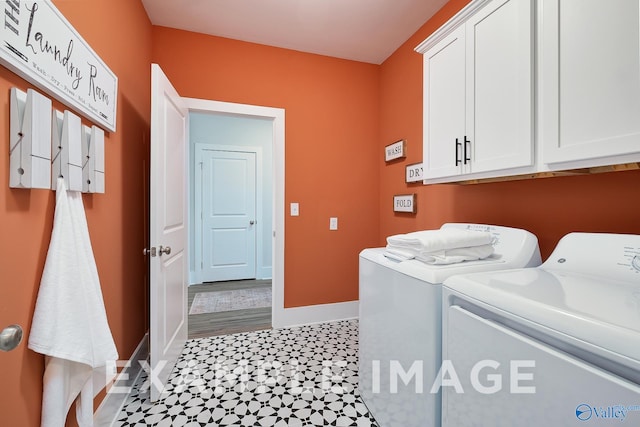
[464,136,471,164]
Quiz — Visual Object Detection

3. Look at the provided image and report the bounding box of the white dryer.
[358,223,541,427]
[442,232,640,427]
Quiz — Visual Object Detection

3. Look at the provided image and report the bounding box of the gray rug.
[189,288,272,315]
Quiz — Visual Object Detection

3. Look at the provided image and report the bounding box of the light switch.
[290,202,299,216]
[329,217,338,230]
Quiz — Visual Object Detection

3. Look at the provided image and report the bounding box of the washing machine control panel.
[455,223,531,255]
[464,224,502,246]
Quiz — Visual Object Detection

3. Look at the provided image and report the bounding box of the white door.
[197,147,257,282]
[423,25,466,180]
[149,64,188,402]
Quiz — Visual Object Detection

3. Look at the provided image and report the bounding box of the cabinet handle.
[464,136,471,165]
[455,138,462,166]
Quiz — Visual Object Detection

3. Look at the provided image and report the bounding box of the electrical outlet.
[329,217,338,230]
[291,203,299,216]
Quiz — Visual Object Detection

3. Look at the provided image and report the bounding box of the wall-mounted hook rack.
[51,110,83,191]
[82,125,105,193]
[8,87,107,194]
[9,88,52,189]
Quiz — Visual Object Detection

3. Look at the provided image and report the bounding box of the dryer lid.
[444,267,640,363]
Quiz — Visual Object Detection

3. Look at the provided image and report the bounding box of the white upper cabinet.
[540,0,640,167]
[417,0,534,183]
[466,0,534,174]
[423,26,466,179]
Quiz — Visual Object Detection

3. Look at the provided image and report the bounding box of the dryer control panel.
[629,252,640,273]
[544,232,640,281]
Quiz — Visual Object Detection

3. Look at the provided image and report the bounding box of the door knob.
[158,245,171,255]
[249,220,255,226]
[143,247,157,257]
[0,324,23,352]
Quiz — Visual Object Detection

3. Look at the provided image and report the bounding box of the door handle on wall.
[0,324,23,352]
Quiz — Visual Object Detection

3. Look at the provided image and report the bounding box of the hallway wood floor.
[188,279,272,339]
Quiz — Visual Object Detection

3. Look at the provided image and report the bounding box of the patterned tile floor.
[115,320,379,426]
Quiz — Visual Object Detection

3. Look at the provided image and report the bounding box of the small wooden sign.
[393,194,416,213]
[405,162,424,182]
[385,139,406,162]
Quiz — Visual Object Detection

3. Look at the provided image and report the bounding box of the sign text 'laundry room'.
[0,0,118,131]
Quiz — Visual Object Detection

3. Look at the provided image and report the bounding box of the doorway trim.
[184,97,286,328]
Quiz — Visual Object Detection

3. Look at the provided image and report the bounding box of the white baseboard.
[94,333,149,427]
[256,268,272,280]
[272,300,359,329]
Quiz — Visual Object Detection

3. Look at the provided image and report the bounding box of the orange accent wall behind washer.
[379,0,640,258]
[0,1,152,425]
[151,27,381,307]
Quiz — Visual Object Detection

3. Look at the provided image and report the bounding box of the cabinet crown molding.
[415,0,495,54]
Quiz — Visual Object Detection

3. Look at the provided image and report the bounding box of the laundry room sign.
[0,0,118,131]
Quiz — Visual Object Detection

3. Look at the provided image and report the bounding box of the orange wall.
[151,28,381,307]
[379,0,640,258]
[0,1,152,425]
[3,0,640,424]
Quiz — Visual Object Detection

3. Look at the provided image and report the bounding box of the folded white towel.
[29,178,118,427]
[387,228,493,253]
[383,251,407,262]
[415,244,496,265]
[383,247,417,261]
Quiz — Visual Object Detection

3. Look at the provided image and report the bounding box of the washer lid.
[444,268,640,362]
[360,247,508,284]
[360,224,541,284]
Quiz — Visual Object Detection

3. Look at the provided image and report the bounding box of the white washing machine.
[358,223,541,427]
[442,232,640,427]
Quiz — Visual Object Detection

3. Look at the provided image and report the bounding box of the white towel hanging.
[29,177,118,427]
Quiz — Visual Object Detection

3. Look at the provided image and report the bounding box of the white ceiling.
[141,0,449,64]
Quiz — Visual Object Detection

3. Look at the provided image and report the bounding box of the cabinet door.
[466,0,534,174]
[423,26,466,179]
[541,0,640,164]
